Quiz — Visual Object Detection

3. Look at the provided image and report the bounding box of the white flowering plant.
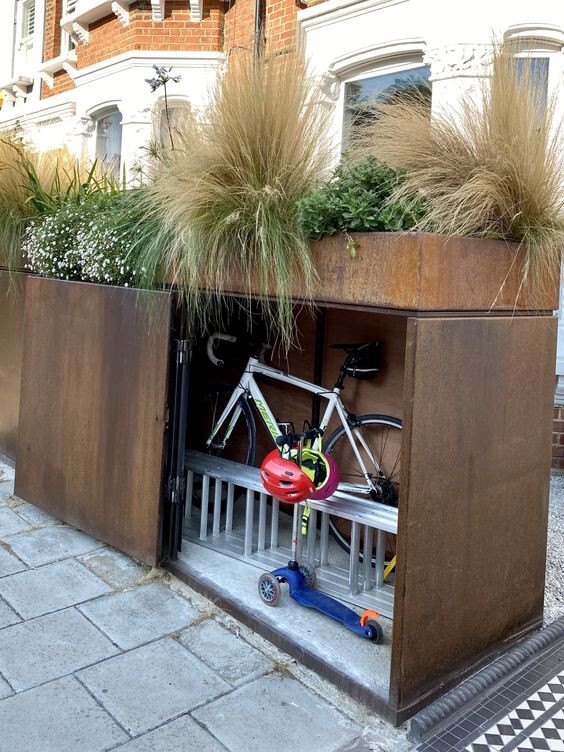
[22,192,144,288]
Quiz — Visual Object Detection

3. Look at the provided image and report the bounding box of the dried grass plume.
[134,51,333,348]
[353,40,564,294]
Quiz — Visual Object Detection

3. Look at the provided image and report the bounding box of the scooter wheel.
[258,573,281,606]
[298,562,316,587]
[365,620,384,644]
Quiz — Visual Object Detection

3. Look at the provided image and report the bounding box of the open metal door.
[162,336,191,561]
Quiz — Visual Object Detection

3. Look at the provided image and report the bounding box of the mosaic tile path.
[417,642,564,752]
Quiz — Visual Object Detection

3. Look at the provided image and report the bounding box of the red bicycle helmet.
[260,450,315,503]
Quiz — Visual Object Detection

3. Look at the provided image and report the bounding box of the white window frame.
[89,104,124,176]
[61,0,78,55]
[335,51,430,150]
[15,0,36,76]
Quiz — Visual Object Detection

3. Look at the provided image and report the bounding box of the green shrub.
[297,157,426,245]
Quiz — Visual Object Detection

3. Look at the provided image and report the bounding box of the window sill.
[38,51,78,88]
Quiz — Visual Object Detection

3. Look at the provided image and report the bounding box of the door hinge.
[176,339,191,365]
[168,473,185,505]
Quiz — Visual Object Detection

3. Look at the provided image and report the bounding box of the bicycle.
[202,332,402,557]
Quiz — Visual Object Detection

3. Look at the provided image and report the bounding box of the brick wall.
[552,407,564,471]
[264,0,298,53]
[43,0,64,61]
[41,0,227,99]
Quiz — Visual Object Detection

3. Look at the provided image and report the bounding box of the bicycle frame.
[205,356,379,494]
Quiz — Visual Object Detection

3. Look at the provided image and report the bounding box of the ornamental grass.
[0,134,119,269]
[353,40,564,295]
[133,52,332,348]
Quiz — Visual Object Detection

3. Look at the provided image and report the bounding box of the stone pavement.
[0,462,412,752]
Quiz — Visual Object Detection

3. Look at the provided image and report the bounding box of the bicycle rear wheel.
[324,414,401,561]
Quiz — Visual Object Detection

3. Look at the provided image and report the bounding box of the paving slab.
[193,673,362,752]
[0,558,111,619]
[0,545,27,578]
[0,485,15,506]
[78,637,230,735]
[0,597,21,628]
[79,582,199,649]
[79,548,149,589]
[13,501,60,527]
[0,675,13,700]
[177,542,392,700]
[4,525,103,566]
[0,607,118,691]
[179,619,273,686]
[115,714,227,751]
[0,508,30,538]
[0,464,15,483]
[0,676,128,752]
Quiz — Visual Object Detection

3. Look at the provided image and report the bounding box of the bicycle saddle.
[330,341,378,353]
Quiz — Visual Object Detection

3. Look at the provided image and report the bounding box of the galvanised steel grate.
[184,450,397,618]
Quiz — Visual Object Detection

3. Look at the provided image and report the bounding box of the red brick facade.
[552,407,564,471]
[41,0,299,99]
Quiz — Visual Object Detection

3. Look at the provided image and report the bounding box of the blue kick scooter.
[257,500,384,642]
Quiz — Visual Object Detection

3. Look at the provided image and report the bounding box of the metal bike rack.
[184,450,397,618]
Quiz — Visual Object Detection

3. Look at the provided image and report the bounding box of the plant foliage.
[352,40,564,292]
[23,191,143,286]
[297,157,426,242]
[0,132,120,268]
[133,52,332,348]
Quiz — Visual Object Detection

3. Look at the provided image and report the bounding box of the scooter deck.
[291,586,361,629]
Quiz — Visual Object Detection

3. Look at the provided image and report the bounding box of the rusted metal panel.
[15,277,172,565]
[0,272,27,461]
[390,315,556,715]
[223,233,558,312]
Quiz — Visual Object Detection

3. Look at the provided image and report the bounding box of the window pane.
[21,0,35,39]
[516,57,549,109]
[96,110,122,176]
[343,65,430,141]
[159,103,190,146]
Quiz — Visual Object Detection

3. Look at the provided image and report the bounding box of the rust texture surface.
[15,277,171,565]
[224,233,558,312]
[390,315,556,714]
[0,272,27,461]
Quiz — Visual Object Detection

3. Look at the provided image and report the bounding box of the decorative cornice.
[504,23,564,52]
[38,51,78,88]
[150,0,165,21]
[189,0,204,22]
[111,0,130,25]
[298,0,408,36]
[0,99,76,128]
[73,114,95,136]
[329,38,426,78]
[72,20,89,43]
[423,44,493,81]
[72,50,225,85]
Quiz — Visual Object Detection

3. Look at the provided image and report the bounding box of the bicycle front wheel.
[324,414,401,558]
[203,384,256,466]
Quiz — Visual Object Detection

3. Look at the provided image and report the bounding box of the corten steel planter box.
[0,270,27,461]
[224,232,559,312]
[12,231,558,725]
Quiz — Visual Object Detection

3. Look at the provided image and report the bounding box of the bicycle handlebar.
[206,333,237,367]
